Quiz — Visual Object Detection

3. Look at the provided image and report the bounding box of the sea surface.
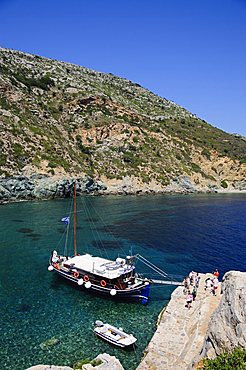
[0,193,245,370]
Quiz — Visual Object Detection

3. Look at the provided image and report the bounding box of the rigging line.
[75,195,88,255]
[79,195,103,256]
[84,195,124,258]
[136,253,168,275]
[77,195,105,256]
[56,227,69,251]
[85,196,127,257]
[63,196,73,256]
[136,254,168,277]
[81,195,111,260]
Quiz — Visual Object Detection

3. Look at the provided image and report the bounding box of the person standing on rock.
[195,273,200,288]
[212,277,219,296]
[205,277,212,291]
[192,285,197,301]
[186,290,193,309]
[183,276,190,294]
[213,269,219,278]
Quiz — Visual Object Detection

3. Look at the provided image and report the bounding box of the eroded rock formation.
[201,270,246,359]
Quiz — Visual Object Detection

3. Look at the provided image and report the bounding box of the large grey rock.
[0,175,107,203]
[165,175,198,193]
[202,271,246,358]
[82,353,124,370]
[26,353,124,370]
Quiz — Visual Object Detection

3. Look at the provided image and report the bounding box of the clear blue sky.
[0,0,246,135]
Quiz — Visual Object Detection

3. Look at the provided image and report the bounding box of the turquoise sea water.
[0,194,246,370]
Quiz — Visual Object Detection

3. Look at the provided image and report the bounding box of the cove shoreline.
[26,271,246,370]
[1,174,246,205]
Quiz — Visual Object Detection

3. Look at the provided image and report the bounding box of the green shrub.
[14,71,54,91]
[13,143,23,157]
[90,359,103,367]
[203,347,246,369]
[201,149,211,160]
[76,136,91,154]
[191,162,201,173]
[73,358,91,369]
[221,180,228,188]
[0,152,7,166]
[48,162,57,169]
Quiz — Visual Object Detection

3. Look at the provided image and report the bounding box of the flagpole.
[73,181,77,256]
[64,220,69,256]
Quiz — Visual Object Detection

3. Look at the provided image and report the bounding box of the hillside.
[0,47,246,197]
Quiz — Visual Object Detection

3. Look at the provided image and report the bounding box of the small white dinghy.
[94,320,137,348]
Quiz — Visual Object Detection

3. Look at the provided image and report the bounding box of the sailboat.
[48,182,178,304]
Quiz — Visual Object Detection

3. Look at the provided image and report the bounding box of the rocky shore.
[0,175,105,204]
[26,353,124,370]
[1,173,246,204]
[26,271,246,370]
[136,273,222,370]
[137,270,246,370]
[200,270,246,360]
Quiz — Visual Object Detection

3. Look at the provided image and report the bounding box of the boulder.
[0,175,107,203]
[201,271,246,359]
[26,354,124,370]
[82,353,124,370]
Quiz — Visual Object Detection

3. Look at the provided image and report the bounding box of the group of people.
[205,269,219,296]
[183,271,200,309]
[183,269,219,309]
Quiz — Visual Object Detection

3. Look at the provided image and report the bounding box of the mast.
[73,181,77,256]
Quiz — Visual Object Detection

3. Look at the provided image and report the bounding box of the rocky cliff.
[201,271,246,360]
[1,47,246,201]
[136,273,222,370]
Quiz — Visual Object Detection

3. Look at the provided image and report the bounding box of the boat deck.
[63,254,134,279]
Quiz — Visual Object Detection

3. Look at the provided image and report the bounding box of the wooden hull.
[52,267,151,304]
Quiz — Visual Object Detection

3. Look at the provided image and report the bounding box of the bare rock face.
[202,271,246,358]
[0,175,107,203]
[26,354,124,370]
[82,353,124,370]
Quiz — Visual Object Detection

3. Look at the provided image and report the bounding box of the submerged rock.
[39,337,60,350]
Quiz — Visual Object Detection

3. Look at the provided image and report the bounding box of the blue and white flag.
[61,216,70,225]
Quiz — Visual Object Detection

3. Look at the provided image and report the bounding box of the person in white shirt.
[212,277,219,296]
[186,290,193,309]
